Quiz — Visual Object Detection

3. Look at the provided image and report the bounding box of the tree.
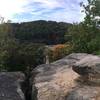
[12,20,69,44]
[5,43,45,71]
[81,0,100,27]
[65,0,100,54]
[0,17,13,71]
[66,23,91,53]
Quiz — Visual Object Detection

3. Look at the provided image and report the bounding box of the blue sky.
[0,0,87,23]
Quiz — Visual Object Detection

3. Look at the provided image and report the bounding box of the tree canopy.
[65,0,100,54]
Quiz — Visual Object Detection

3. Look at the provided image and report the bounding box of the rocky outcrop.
[32,53,100,100]
[66,85,100,100]
[32,53,87,100]
[66,54,100,100]
[72,55,100,81]
[0,72,25,100]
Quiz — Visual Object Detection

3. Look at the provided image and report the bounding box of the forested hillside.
[1,20,71,44]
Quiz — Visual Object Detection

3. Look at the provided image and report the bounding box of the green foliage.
[0,20,46,71]
[94,50,100,55]
[0,20,71,45]
[12,20,70,44]
[81,0,100,27]
[5,43,45,71]
[66,23,100,53]
[87,35,100,53]
[0,20,70,71]
[64,0,100,54]
[0,40,45,71]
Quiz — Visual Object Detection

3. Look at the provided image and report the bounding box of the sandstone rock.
[66,85,100,100]
[72,55,100,81]
[32,53,89,100]
[32,53,100,100]
[66,54,100,100]
[0,72,25,100]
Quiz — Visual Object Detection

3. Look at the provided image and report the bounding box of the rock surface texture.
[66,54,100,100]
[33,53,100,100]
[72,55,100,81]
[0,72,25,100]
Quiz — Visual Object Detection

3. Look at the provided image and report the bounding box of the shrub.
[87,36,100,53]
[94,50,100,55]
[48,44,72,62]
[2,43,45,72]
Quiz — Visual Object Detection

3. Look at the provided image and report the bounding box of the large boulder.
[32,53,100,100]
[32,53,89,100]
[72,55,100,81]
[66,54,100,100]
[0,72,25,100]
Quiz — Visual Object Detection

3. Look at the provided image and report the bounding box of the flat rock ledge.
[33,53,100,100]
[0,72,25,100]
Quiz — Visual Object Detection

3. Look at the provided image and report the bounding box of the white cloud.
[0,0,87,23]
[33,0,62,9]
[29,0,86,23]
[0,0,32,19]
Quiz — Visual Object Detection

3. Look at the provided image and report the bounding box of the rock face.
[66,86,100,100]
[32,53,100,100]
[72,55,100,81]
[66,54,100,100]
[32,53,88,100]
[0,72,25,100]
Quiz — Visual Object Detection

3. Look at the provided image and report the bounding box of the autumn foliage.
[48,44,72,62]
